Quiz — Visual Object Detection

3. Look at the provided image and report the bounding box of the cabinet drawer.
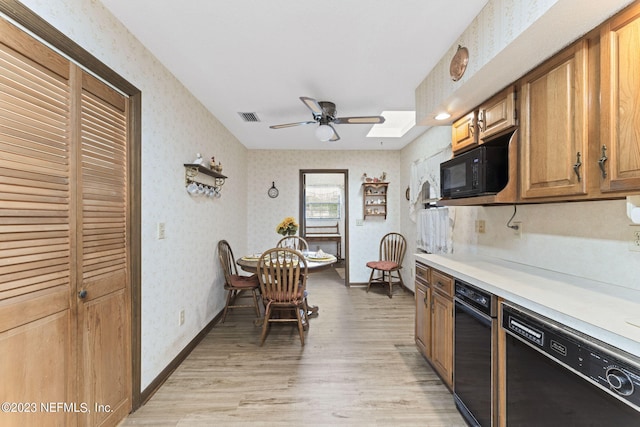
[415,263,430,284]
[431,270,453,297]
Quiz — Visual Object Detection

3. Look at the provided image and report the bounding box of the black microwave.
[440,145,509,198]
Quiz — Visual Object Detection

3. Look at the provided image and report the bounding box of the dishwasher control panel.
[502,303,640,412]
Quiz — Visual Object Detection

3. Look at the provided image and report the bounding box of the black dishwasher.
[502,302,640,426]
[454,280,497,427]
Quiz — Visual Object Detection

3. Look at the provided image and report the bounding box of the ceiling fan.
[269,97,385,142]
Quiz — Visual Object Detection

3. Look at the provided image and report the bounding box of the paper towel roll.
[628,195,640,224]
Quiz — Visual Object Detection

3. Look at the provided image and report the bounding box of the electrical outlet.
[512,221,522,238]
[179,309,185,326]
[157,222,166,240]
[630,225,640,252]
[356,219,364,226]
[475,220,486,234]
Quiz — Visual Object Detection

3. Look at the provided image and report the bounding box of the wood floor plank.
[120,267,465,426]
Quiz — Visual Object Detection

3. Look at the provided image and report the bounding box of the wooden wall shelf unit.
[184,163,227,185]
[362,182,388,219]
[184,163,227,197]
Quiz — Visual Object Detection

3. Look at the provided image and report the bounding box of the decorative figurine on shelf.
[216,162,223,173]
[193,153,204,165]
[379,172,387,182]
[362,173,373,183]
[210,156,216,169]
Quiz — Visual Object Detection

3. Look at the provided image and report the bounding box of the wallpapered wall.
[246,150,400,283]
[461,199,639,290]
[20,0,251,390]
[400,126,451,291]
[416,0,557,121]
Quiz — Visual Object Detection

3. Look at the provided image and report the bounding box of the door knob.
[78,289,87,299]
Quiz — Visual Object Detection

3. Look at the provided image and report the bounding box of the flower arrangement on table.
[276,217,299,236]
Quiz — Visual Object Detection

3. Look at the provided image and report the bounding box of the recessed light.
[435,112,451,120]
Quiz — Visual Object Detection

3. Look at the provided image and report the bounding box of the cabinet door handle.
[573,152,582,182]
[477,110,485,132]
[468,122,475,138]
[598,145,608,179]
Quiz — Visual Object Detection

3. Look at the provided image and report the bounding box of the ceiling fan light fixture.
[315,124,334,142]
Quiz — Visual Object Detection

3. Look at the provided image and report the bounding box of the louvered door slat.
[0,131,69,159]
[0,166,68,187]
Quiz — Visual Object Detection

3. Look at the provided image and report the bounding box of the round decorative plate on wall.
[450,45,469,82]
[268,181,279,198]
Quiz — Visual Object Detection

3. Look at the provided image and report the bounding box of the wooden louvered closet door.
[0,19,131,427]
[76,71,131,427]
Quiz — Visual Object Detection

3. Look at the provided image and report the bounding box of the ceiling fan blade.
[269,121,316,129]
[333,116,386,125]
[299,97,324,116]
[329,124,340,141]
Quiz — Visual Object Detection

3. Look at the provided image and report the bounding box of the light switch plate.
[157,222,166,240]
[630,225,640,252]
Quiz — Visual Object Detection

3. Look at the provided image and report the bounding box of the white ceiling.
[98,0,488,150]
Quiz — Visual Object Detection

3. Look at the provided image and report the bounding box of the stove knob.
[606,367,634,396]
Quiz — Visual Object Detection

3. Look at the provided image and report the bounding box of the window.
[305,185,342,219]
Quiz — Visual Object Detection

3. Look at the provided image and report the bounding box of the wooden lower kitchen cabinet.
[415,262,454,389]
[430,270,454,388]
[415,263,431,358]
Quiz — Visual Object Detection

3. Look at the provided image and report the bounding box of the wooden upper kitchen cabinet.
[478,86,517,141]
[520,39,590,200]
[415,263,431,359]
[599,3,640,194]
[451,83,517,155]
[452,110,478,154]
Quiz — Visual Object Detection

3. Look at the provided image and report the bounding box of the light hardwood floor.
[120,267,465,426]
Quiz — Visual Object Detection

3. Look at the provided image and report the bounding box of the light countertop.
[415,253,640,357]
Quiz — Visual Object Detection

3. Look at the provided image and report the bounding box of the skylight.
[366,111,415,138]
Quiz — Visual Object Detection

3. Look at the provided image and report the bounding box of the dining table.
[236,250,338,317]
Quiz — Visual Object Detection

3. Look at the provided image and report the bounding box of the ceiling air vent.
[238,112,261,122]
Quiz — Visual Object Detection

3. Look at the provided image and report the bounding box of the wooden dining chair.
[366,232,407,298]
[217,240,261,322]
[256,248,309,346]
[276,235,309,251]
